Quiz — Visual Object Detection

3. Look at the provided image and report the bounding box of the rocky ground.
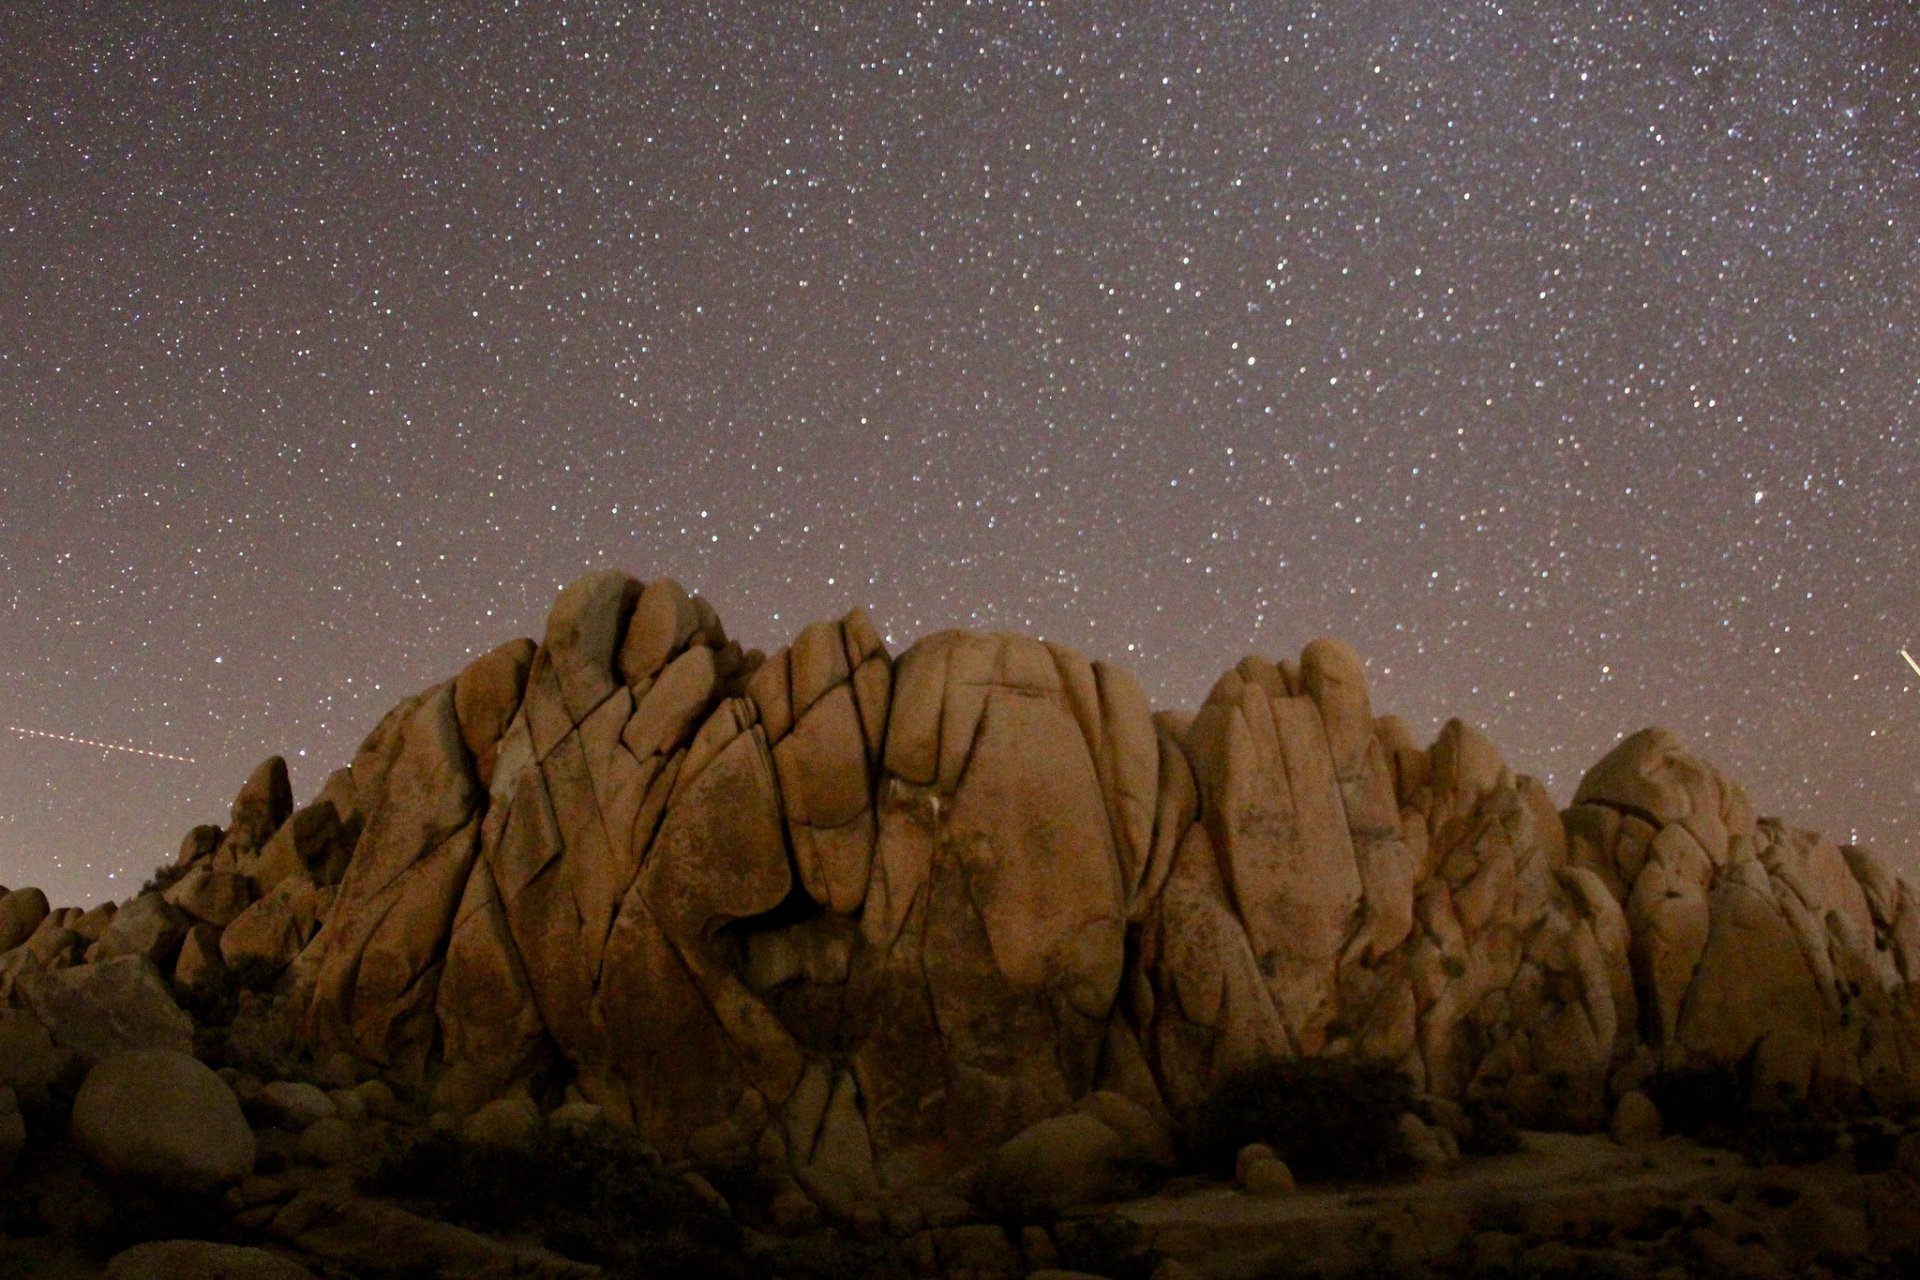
[1,975,1918,1280]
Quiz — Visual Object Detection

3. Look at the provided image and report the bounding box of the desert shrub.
[1738,1111,1840,1167]
[1642,1060,1861,1168]
[1642,1063,1750,1146]
[0,1178,48,1237]
[1188,1055,1415,1182]
[137,862,190,896]
[368,1126,749,1279]
[173,955,284,1027]
[1052,1213,1159,1280]
[1457,1096,1522,1157]
[93,1186,232,1257]
[1849,1121,1903,1173]
[699,1153,788,1221]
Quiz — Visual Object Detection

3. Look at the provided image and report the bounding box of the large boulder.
[72,1049,255,1189]
[87,892,190,967]
[219,878,313,977]
[18,955,193,1067]
[227,755,295,854]
[164,867,254,927]
[0,886,50,952]
[975,1112,1136,1217]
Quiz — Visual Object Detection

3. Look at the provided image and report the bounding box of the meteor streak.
[6,725,196,764]
[1904,649,1920,679]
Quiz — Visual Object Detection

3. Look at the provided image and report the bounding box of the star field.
[2,3,1916,908]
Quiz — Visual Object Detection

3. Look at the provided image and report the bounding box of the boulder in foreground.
[72,1048,255,1190]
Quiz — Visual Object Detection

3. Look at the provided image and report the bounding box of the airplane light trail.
[1904,649,1920,679]
[6,725,196,764]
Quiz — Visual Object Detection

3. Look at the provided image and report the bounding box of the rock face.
[1565,728,1920,1108]
[19,569,1918,1198]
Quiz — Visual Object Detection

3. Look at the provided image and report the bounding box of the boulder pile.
[4,568,1918,1210]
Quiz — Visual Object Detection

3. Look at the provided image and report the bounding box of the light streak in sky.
[6,725,196,764]
[1903,649,1920,679]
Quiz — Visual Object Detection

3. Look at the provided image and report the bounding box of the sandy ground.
[1114,1131,1825,1278]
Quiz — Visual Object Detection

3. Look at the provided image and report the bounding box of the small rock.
[1610,1090,1662,1147]
[461,1093,541,1149]
[258,1081,337,1129]
[1240,1153,1296,1196]
[104,1239,315,1280]
[227,1072,265,1107]
[72,1048,255,1190]
[548,1098,606,1131]
[86,892,189,967]
[234,1174,296,1208]
[1398,1110,1453,1170]
[353,1078,405,1120]
[310,1049,365,1090]
[1020,1223,1062,1269]
[683,1170,732,1216]
[767,1180,821,1233]
[327,1088,367,1121]
[1235,1142,1279,1187]
[295,1116,358,1166]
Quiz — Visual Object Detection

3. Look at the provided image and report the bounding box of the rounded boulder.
[975,1111,1134,1217]
[73,1049,255,1190]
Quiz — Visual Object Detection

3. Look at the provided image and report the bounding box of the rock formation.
[6,568,1920,1202]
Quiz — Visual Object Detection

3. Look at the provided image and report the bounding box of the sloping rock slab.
[269,1190,601,1279]
[104,1240,315,1280]
[18,954,192,1067]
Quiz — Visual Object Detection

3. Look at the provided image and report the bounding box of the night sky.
[3,4,1916,909]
